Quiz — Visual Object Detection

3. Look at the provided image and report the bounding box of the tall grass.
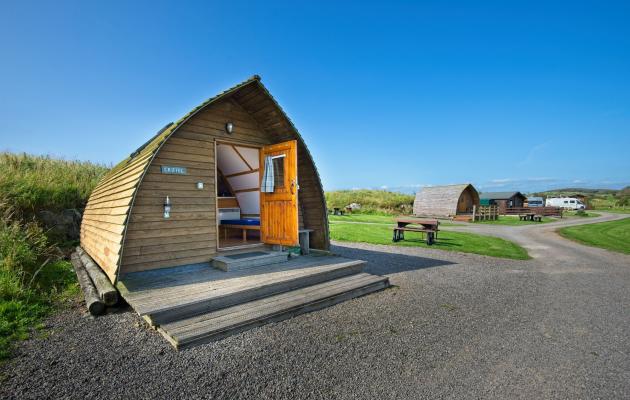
[0,152,107,359]
[325,189,414,214]
[0,152,108,216]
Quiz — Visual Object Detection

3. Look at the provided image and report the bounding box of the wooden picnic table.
[393,218,439,245]
[519,213,543,222]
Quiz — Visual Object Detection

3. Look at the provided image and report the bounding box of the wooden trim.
[214,140,220,252]
[225,169,259,178]
[217,169,236,197]
[234,188,259,193]
[216,139,262,149]
[231,145,254,171]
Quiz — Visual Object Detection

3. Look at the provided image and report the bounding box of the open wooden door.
[259,140,299,246]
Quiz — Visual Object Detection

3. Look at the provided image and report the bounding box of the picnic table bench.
[393,218,439,245]
[519,213,543,222]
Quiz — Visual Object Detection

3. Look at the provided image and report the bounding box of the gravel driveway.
[2,214,629,399]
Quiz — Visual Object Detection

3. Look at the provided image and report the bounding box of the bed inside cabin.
[216,143,263,249]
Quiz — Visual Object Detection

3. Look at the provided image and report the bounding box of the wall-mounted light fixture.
[196,182,204,190]
[225,122,234,134]
[164,196,171,219]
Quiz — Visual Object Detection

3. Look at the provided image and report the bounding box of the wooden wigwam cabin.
[80,76,389,348]
[413,184,480,220]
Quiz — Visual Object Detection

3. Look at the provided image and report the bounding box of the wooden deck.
[117,254,389,348]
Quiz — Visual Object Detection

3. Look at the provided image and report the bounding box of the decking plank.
[123,258,364,314]
[165,274,388,345]
[166,273,380,333]
[132,261,364,315]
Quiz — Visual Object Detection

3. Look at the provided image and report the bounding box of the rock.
[37,209,82,240]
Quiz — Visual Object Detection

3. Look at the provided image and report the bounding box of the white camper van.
[546,197,585,210]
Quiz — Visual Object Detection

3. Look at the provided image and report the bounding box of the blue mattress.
[220,218,260,226]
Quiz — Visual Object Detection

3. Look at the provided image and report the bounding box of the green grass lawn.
[474,215,555,225]
[593,208,630,214]
[330,222,530,260]
[563,210,600,218]
[328,214,397,224]
[558,218,630,254]
[329,213,455,226]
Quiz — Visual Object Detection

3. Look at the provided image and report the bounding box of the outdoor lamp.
[164,196,171,219]
[196,182,204,190]
[225,122,234,134]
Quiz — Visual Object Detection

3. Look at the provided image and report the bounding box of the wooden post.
[70,253,105,315]
[472,205,477,222]
[76,247,118,306]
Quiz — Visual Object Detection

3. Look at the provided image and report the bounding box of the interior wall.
[216,143,260,217]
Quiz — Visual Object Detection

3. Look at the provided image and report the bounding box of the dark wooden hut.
[479,191,526,214]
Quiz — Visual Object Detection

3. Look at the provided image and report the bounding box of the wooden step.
[211,251,288,272]
[143,259,367,325]
[158,273,390,349]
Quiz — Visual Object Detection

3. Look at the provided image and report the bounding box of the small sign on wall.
[161,165,187,175]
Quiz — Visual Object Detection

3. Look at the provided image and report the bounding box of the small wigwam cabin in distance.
[413,184,480,221]
[80,76,389,348]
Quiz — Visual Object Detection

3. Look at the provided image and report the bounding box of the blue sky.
[1,1,629,193]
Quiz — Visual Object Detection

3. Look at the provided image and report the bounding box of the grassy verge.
[474,215,555,225]
[330,222,530,260]
[329,213,455,226]
[0,152,107,360]
[593,208,630,214]
[558,218,630,254]
[329,213,397,224]
[563,210,600,218]
[0,261,78,359]
[325,189,414,214]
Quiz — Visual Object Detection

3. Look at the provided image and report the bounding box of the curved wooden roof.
[81,76,329,282]
[413,184,479,217]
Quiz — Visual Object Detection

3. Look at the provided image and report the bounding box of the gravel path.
[2,215,629,399]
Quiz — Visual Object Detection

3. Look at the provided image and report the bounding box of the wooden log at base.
[70,253,105,316]
[76,247,119,306]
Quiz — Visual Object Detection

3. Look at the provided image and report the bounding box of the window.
[272,155,285,189]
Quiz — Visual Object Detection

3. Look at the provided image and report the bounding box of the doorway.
[216,141,262,249]
[215,139,300,250]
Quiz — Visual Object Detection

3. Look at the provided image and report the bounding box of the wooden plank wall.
[120,98,273,274]
[80,141,158,281]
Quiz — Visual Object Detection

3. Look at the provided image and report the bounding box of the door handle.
[290,179,299,194]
